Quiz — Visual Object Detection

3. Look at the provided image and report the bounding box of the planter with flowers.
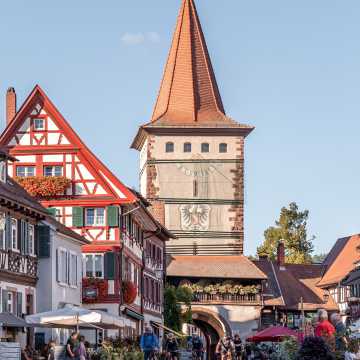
[122,281,137,304]
[82,278,109,303]
[15,176,71,198]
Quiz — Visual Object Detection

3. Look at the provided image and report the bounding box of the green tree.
[257,202,315,264]
[312,253,327,264]
[164,285,193,332]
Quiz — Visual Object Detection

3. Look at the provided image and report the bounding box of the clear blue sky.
[1,0,360,256]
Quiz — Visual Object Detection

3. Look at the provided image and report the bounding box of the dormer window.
[184,143,192,153]
[33,118,45,130]
[0,161,6,183]
[165,142,174,153]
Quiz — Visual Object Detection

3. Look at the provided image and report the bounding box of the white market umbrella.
[26,304,124,330]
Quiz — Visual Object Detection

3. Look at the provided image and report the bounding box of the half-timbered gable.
[0,85,136,245]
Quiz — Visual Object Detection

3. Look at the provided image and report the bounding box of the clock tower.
[131,0,253,255]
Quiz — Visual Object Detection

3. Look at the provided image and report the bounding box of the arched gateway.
[168,255,267,358]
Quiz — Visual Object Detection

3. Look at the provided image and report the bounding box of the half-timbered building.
[0,86,172,336]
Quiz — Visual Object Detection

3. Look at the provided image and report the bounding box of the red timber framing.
[0,85,139,305]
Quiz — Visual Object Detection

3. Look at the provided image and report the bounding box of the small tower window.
[184,143,192,153]
[219,143,228,153]
[165,142,174,153]
[193,180,198,197]
[33,118,45,130]
[201,143,210,153]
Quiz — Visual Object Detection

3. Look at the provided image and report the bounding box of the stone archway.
[189,307,232,360]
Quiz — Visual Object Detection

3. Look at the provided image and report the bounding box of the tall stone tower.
[132,0,253,256]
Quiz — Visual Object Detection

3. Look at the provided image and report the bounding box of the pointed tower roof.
[131,0,254,150]
[152,0,228,125]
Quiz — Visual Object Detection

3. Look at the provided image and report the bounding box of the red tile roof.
[254,260,338,311]
[318,235,360,287]
[167,255,267,279]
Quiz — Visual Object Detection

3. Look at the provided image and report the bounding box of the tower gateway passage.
[132,0,254,256]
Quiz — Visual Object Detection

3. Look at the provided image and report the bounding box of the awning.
[26,304,124,329]
[124,308,144,321]
[0,313,32,328]
[247,326,301,343]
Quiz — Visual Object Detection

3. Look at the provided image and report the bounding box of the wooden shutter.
[104,252,115,280]
[47,208,57,217]
[37,225,50,258]
[5,216,11,250]
[106,206,119,227]
[16,292,22,317]
[2,290,8,312]
[72,207,84,227]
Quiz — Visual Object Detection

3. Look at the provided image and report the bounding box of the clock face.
[176,163,219,177]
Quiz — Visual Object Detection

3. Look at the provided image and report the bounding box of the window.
[33,118,45,130]
[193,180,198,197]
[184,142,192,153]
[6,292,13,313]
[58,248,68,284]
[219,143,228,153]
[0,214,5,250]
[16,166,35,177]
[201,143,209,153]
[44,166,63,177]
[69,253,78,287]
[11,218,17,251]
[85,254,103,278]
[85,208,105,226]
[165,142,174,153]
[0,162,6,183]
[28,225,34,255]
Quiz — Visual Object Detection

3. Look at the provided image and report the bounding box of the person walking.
[164,333,179,360]
[78,336,88,360]
[47,341,56,360]
[140,326,159,360]
[233,334,243,360]
[314,309,335,340]
[330,313,348,352]
[66,332,79,360]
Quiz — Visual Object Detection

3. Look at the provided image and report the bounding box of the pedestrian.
[314,309,335,340]
[344,338,360,360]
[233,334,243,360]
[78,336,88,360]
[47,340,56,360]
[140,326,159,360]
[330,313,348,352]
[66,332,79,360]
[164,333,179,360]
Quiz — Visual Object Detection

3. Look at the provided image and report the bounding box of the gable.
[0,85,136,203]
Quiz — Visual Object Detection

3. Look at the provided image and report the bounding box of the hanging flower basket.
[122,281,137,304]
[14,176,71,198]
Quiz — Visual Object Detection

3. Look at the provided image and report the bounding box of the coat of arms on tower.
[179,204,211,231]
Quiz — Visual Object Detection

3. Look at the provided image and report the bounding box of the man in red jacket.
[315,309,335,338]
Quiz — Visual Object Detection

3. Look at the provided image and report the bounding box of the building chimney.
[277,241,285,267]
[6,87,17,125]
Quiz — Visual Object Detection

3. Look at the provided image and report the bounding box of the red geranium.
[122,281,137,304]
[15,176,71,198]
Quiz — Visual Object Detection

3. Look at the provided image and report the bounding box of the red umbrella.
[247,326,300,343]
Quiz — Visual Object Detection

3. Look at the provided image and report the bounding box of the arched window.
[165,142,174,153]
[184,142,192,153]
[219,143,228,153]
[201,143,210,153]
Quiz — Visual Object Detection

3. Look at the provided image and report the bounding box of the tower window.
[33,118,45,130]
[193,180,198,197]
[165,142,174,153]
[201,143,210,153]
[184,143,192,153]
[219,143,228,153]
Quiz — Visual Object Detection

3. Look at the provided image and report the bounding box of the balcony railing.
[143,299,162,313]
[192,292,260,304]
[82,278,119,303]
[0,249,37,278]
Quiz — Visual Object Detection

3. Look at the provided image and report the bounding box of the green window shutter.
[5,216,11,250]
[107,206,119,227]
[104,252,115,280]
[16,292,22,317]
[2,290,8,312]
[72,207,84,227]
[47,208,57,217]
[36,225,50,258]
